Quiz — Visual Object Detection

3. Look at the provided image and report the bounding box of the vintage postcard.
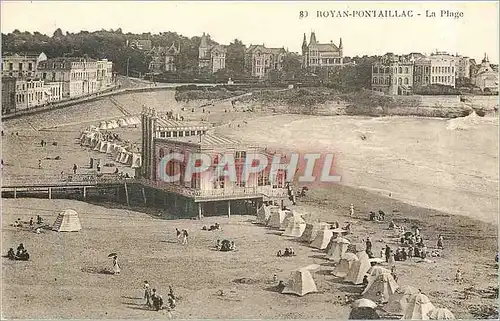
[1,1,498,320]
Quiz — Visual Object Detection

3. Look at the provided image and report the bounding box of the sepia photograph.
[1,1,498,319]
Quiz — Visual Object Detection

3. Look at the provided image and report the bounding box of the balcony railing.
[136,178,286,199]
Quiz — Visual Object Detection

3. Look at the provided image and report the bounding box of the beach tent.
[385,286,420,315]
[402,293,435,320]
[109,120,119,129]
[52,209,82,232]
[345,251,371,285]
[367,266,391,281]
[99,141,107,153]
[125,152,133,166]
[428,308,455,320]
[310,229,334,250]
[325,237,351,263]
[131,153,142,168]
[105,142,113,154]
[93,140,102,151]
[118,118,127,127]
[281,268,318,297]
[283,219,306,237]
[299,222,329,243]
[362,272,399,303]
[99,121,107,130]
[352,299,378,309]
[267,209,288,229]
[332,252,358,278]
[256,205,278,225]
[348,307,380,320]
[279,210,301,231]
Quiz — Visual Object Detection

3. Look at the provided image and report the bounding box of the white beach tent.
[283,218,307,237]
[256,205,277,225]
[299,222,329,243]
[325,237,351,263]
[332,252,358,278]
[345,251,371,285]
[52,209,82,232]
[109,119,119,129]
[131,153,142,168]
[362,272,399,303]
[267,209,288,229]
[402,293,435,320]
[117,118,127,127]
[367,265,391,282]
[310,229,334,250]
[125,152,133,166]
[93,140,102,151]
[282,211,305,229]
[385,286,421,315]
[105,142,113,154]
[99,121,107,130]
[99,141,107,153]
[428,308,455,320]
[281,268,318,297]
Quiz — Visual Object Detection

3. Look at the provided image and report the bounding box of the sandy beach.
[2,90,498,319]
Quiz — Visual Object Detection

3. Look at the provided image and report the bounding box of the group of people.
[216,239,236,252]
[6,243,30,261]
[202,223,221,231]
[369,210,386,221]
[11,216,44,230]
[143,281,177,312]
[175,228,189,245]
[276,247,295,257]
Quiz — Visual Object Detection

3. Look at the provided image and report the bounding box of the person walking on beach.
[385,245,391,263]
[73,164,78,174]
[112,255,121,275]
[38,160,42,169]
[144,280,152,307]
[175,228,182,242]
[350,204,354,217]
[181,229,189,245]
[365,237,372,252]
[437,234,444,249]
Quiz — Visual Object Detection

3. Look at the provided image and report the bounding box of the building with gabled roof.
[245,44,286,78]
[198,33,226,73]
[148,43,180,73]
[472,53,499,93]
[139,107,287,218]
[302,32,343,69]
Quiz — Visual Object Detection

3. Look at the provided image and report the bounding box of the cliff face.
[174,86,498,119]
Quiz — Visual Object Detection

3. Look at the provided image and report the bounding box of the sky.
[1,1,498,63]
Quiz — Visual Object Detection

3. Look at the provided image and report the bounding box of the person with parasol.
[108,253,121,275]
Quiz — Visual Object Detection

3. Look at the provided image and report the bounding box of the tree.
[226,39,245,74]
[53,28,64,38]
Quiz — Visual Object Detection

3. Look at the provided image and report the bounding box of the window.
[405,67,409,73]
[28,63,33,71]
[258,171,269,186]
[173,132,178,137]
[398,67,402,73]
[398,78,402,85]
[190,131,195,136]
[385,77,389,85]
[214,175,225,189]
[404,78,409,85]
[9,63,13,70]
[18,63,23,71]
[452,66,454,73]
[373,78,378,84]
[166,132,172,137]
[235,151,246,159]
[160,132,166,138]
